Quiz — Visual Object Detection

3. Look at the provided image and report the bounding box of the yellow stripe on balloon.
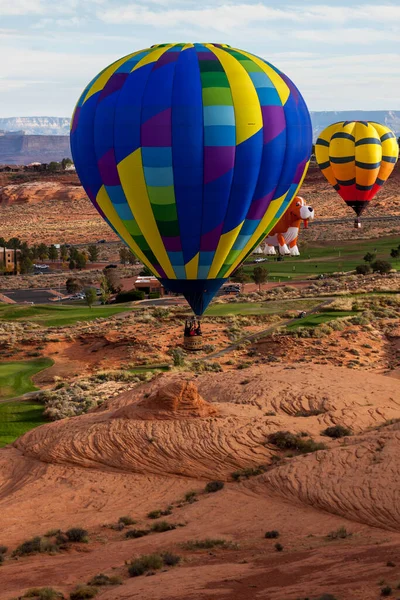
[207,221,244,279]
[206,44,262,145]
[228,47,290,105]
[182,43,194,51]
[96,186,158,276]
[185,252,199,279]
[224,160,310,277]
[82,52,139,104]
[131,44,174,71]
[117,149,176,279]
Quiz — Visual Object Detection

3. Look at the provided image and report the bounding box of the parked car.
[97,239,106,244]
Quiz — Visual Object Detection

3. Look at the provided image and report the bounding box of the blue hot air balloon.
[71,43,312,315]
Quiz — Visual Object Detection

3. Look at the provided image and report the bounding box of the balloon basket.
[183,336,204,351]
[354,218,361,229]
[183,317,203,351]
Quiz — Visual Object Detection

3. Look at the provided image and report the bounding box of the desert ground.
[1,164,400,247]
[0,162,399,600]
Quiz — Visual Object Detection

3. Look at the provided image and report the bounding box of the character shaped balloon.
[315,121,398,228]
[264,196,314,255]
[71,43,312,314]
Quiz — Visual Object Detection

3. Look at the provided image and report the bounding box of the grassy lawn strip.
[287,310,356,329]
[206,299,321,316]
[0,304,135,327]
[0,402,47,447]
[0,358,53,400]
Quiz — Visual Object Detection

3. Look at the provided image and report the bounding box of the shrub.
[275,543,283,552]
[115,290,145,303]
[265,530,279,539]
[232,466,266,481]
[13,536,58,557]
[171,348,185,367]
[205,480,224,493]
[69,586,98,600]
[128,554,164,577]
[162,552,181,566]
[151,521,177,533]
[0,545,7,554]
[125,529,149,539]
[295,409,325,418]
[267,431,326,454]
[23,589,64,599]
[87,574,122,586]
[381,586,392,596]
[184,491,197,503]
[371,260,392,274]
[66,528,88,543]
[118,516,136,526]
[182,539,237,550]
[356,264,372,275]
[326,526,351,540]
[147,510,162,519]
[44,530,61,538]
[322,425,352,438]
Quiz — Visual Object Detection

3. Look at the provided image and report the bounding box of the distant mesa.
[114,380,218,420]
[0,112,399,164]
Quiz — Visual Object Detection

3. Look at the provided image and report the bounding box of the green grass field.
[243,236,400,280]
[0,358,53,400]
[205,298,321,316]
[286,310,356,329]
[0,402,47,447]
[0,304,135,327]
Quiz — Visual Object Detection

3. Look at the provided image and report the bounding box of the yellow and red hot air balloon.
[315,121,399,227]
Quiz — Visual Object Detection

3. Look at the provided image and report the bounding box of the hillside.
[1,112,400,138]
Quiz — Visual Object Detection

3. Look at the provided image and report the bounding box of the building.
[133,276,165,297]
[0,247,21,273]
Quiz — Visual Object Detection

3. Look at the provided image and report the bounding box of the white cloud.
[294,28,399,44]
[0,0,45,16]
[97,3,400,29]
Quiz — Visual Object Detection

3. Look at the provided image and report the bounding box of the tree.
[252,266,269,291]
[60,244,69,262]
[7,237,22,249]
[37,243,48,260]
[355,264,372,275]
[231,267,251,284]
[48,161,61,172]
[66,278,82,294]
[61,158,73,170]
[127,250,137,264]
[87,244,99,262]
[371,260,392,274]
[69,246,79,261]
[99,275,112,304]
[119,247,130,264]
[75,252,87,270]
[31,244,39,259]
[363,252,376,264]
[48,245,58,261]
[19,256,33,274]
[103,266,122,293]
[84,287,97,309]
[139,265,152,276]
[69,259,76,270]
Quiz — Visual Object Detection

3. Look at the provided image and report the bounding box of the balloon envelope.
[71,43,312,314]
[315,121,399,217]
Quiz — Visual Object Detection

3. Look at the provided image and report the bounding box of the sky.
[1,0,400,117]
